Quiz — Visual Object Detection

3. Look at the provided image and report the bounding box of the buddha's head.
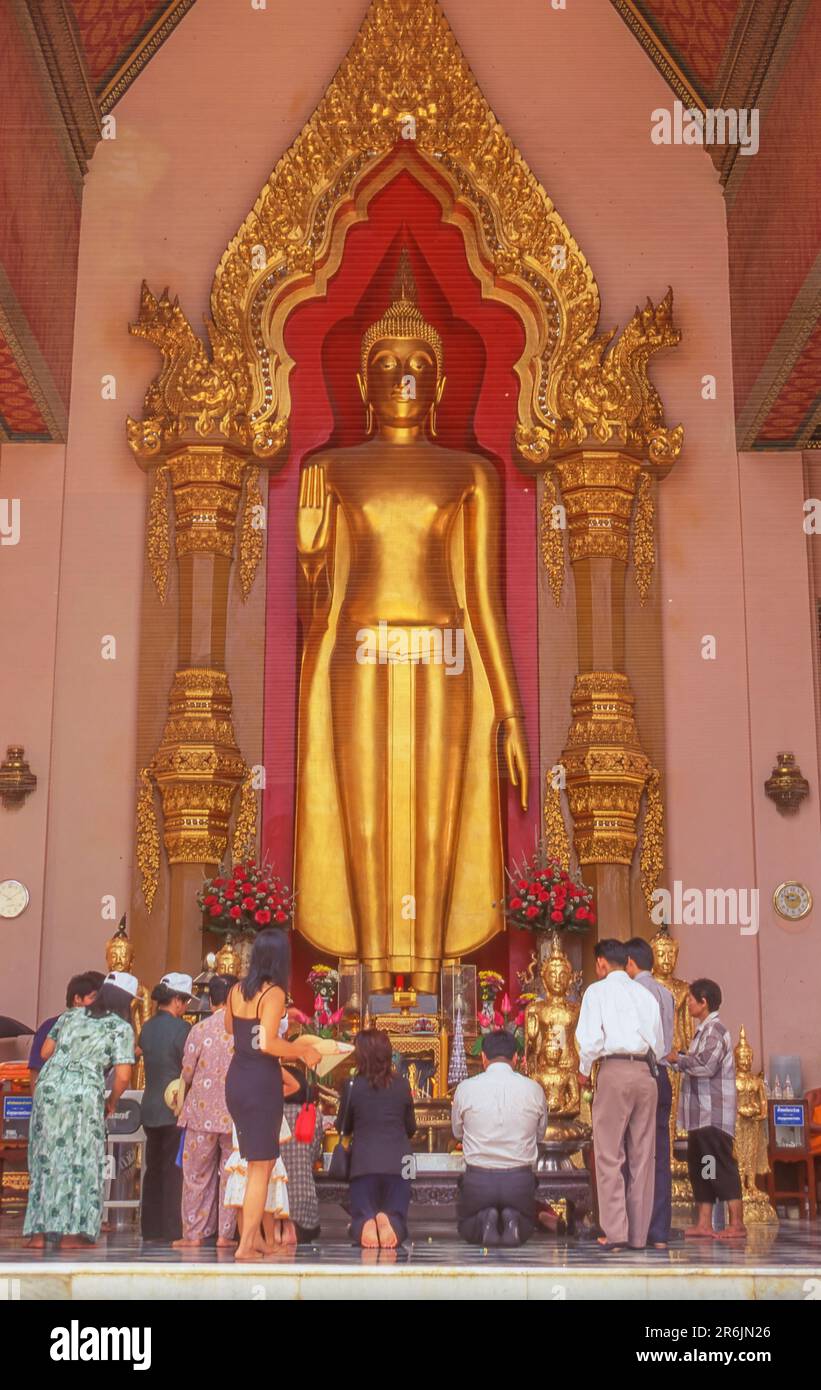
[358,249,445,437]
[734,1024,753,1075]
[650,924,678,979]
[106,918,134,973]
[541,934,572,999]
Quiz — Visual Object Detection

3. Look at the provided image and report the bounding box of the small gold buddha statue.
[293,248,528,994]
[734,1025,777,1224]
[651,924,694,1189]
[215,935,241,977]
[105,918,154,1088]
[525,936,588,1141]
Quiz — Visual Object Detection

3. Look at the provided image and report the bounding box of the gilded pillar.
[128,287,277,971]
[557,450,654,945]
[529,291,683,958]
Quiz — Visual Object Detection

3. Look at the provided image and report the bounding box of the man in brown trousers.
[576,939,665,1252]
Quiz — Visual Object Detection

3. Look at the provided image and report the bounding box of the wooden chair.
[766,1098,818,1220]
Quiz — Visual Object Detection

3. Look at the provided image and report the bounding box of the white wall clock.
[0,879,30,918]
[773,881,812,921]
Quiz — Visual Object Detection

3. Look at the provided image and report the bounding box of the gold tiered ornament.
[734,1026,778,1225]
[104,917,154,1090]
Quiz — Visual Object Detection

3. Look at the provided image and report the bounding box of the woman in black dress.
[224,929,320,1262]
[338,1029,416,1248]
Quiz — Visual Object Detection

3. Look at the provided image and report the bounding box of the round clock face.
[0,879,30,919]
[773,881,812,921]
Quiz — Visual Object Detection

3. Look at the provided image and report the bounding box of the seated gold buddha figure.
[293,251,528,993]
[524,935,581,1118]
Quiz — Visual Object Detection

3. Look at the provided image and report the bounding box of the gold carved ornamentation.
[137,669,248,873]
[136,767,161,913]
[632,468,655,602]
[210,0,600,461]
[639,765,664,912]
[231,767,258,862]
[543,776,571,870]
[561,672,663,872]
[126,283,255,458]
[539,471,565,602]
[146,464,170,604]
[238,466,265,600]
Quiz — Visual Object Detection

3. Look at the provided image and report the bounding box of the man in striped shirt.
[669,977,745,1242]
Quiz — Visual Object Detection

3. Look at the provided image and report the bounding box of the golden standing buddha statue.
[651,924,694,1198]
[524,935,585,1138]
[105,919,154,1089]
[293,251,528,992]
[734,1026,777,1224]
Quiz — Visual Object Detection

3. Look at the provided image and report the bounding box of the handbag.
[294,1101,317,1144]
[327,1078,354,1180]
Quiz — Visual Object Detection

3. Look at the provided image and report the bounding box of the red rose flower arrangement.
[502,847,595,936]
[197,857,295,935]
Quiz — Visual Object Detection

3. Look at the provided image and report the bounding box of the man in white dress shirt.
[451,1030,547,1246]
[576,939,665,1251]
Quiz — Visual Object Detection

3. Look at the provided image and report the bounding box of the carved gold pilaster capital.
[553,449,641,565]
[165,444,247,560]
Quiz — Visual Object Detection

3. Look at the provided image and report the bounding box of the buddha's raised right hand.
[297,462,333,558]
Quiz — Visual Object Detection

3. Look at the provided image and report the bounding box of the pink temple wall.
[0,0,817,1081]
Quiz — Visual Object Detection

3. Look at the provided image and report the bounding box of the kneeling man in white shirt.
[576,938,665,1251]
[451,1030,547,1246]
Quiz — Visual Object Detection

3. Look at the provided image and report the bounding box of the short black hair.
[625,938,654,972]
[86,982,134,1025]
[690,978,722,1012]
[66,973,98,1008]
[207,973,237,1007]
[594,938,628,968]
[151,982,191,1006]
[481,1029,517,1061]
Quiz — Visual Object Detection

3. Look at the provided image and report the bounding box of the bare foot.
[361,1218,380,1249]
[683,1225,714,1239]
[172,1238,204,1248]
[235,1243,267,1262]
[375,1213,398,1249]
[281,1220,297,1247]
[25,1235,45,1249]
[714,1226,747,1241]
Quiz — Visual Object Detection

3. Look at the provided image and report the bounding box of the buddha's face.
[107,938,132,972]
[543,956,570,997]
[362,336,441,431]
[653,937,677,976]
[736,1044,753,1073]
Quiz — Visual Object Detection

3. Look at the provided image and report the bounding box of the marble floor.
[1,1204,820,1298]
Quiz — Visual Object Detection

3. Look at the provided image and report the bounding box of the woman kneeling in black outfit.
[339,1029,416,1249]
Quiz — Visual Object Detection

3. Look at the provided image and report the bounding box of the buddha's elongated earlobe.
[429,373,446,438]
[356,370,374,436]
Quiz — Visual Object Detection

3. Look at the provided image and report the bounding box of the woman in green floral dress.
[24,974,135,1248]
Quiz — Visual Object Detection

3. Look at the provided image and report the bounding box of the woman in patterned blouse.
[174,974,238,1248]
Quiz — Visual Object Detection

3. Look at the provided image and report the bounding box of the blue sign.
[773,1103,804,1126]
[3,1097,32,1120]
